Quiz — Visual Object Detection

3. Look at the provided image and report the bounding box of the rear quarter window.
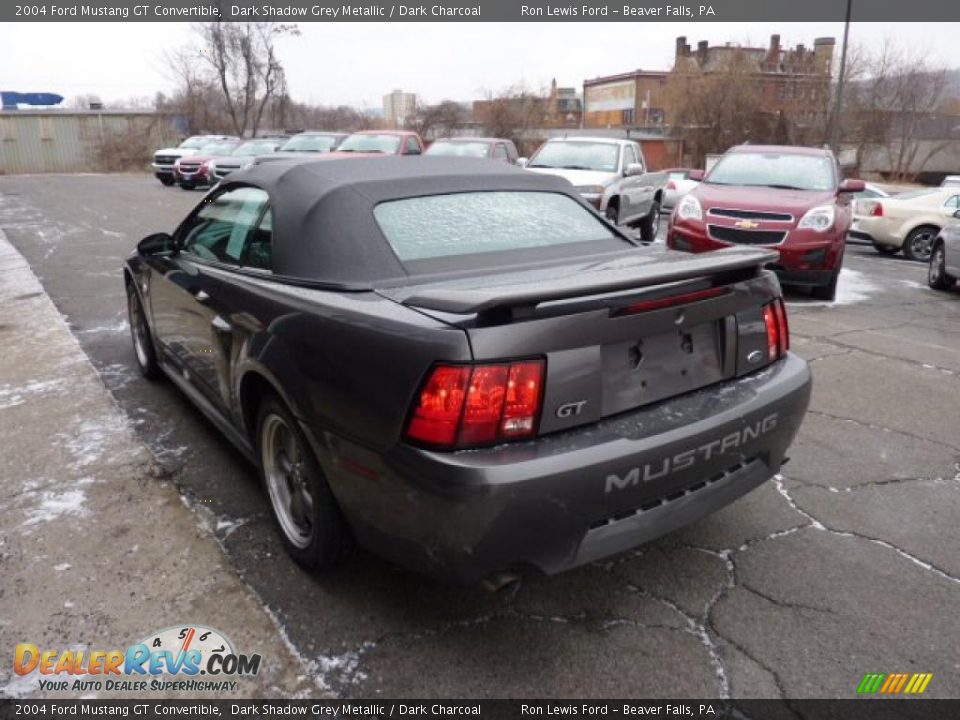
[373,191,621,262]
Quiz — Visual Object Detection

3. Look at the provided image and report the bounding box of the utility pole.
[829,0,853,157]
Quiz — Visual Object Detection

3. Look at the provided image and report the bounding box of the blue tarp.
[1,92,65,109]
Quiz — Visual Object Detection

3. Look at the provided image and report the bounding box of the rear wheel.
[256,395,351,569]
[903,226,938,262]
[928,242,956,290]
[126,283,161,380]
[638,200,661,243]
[871,241,899,256]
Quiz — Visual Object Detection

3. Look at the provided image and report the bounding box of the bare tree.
[474,85,547,145]
[662,48,771,167]
[405,100,466,139]
[173,22,299,137]
[841,41,951,180]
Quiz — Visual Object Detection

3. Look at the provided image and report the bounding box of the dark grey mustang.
[124,157,811,585]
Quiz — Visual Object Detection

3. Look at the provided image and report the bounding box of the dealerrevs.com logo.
[14,625,261,693]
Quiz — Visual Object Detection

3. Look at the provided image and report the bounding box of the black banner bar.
[1,700,959,720]
[4,0,960,22]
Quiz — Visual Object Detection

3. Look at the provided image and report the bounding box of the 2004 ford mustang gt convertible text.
[124,157,812,585]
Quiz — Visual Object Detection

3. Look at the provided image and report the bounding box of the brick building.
[582,34,835,130]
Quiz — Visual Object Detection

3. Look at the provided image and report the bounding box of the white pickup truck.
[151,134,239,186]
[521,137,668,242]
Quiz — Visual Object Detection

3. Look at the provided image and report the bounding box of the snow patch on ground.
[804,268,879,307]
[0,378,67,409]
[22,489,87,527]
[1,671,38,698]
[61,414,133,469]
[78,319,128,335]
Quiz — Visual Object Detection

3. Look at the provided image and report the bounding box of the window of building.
[622,109,635,126]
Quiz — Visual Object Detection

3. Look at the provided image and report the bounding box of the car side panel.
[945,227,960,276]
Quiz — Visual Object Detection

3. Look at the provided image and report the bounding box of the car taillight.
[763,299,789,362]
[406,360,545,450]
[869,202,883,217]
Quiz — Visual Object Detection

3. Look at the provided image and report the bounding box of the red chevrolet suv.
[667,145,864,300]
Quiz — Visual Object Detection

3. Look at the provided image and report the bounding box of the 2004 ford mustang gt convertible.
[124,157,812,585]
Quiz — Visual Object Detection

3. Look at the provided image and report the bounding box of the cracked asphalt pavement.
[2,174,959,698]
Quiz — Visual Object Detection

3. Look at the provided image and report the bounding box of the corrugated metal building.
[0,110,184,174]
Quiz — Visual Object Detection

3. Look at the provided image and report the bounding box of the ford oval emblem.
[747,350,764,364]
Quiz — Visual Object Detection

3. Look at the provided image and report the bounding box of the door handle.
[193,289,210,303]
[211,315,232,334]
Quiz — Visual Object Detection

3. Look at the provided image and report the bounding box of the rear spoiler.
[399,247,779,315]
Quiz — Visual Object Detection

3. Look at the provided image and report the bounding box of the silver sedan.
[928,208,960,291]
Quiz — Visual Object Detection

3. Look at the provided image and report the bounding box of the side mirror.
[838,178,866,193]
[516,157,528,168]
[688,169,705,181]
[624,163,645,177]
[137,232,175,256]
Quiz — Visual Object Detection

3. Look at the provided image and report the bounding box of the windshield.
[197,142,236,156]
[528,142,620,172]
[232,141,280,157]
[425,141,489,158]
[375,191,621,262]
[179,136,210,149]
[280,135,340,152]
[338,134,401,154]
[706,152,836,191]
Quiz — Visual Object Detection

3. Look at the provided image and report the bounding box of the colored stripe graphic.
[857,673,885,694]
[859,672,932,695]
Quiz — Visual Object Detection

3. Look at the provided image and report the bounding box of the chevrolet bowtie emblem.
[735,220,760,229]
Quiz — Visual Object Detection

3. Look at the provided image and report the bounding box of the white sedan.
[850,186,960,262]
[661,168,700,210]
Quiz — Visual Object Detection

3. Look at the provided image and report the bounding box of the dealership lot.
[2,173,959,698]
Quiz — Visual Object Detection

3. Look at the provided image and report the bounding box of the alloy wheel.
[261,414,314,549]
[909,231,936,262]
[128,290,151,369]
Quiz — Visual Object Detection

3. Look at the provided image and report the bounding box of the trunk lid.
[380,246,781,436]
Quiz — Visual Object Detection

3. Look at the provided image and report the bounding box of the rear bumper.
[852,218,901,248]
[320,353,812,584]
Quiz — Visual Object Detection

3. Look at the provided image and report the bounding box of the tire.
[159,177,175,187]
[638,200,661,243]
[811,268,840,301]
[871,241,899,256]
[605,199,620,225]
[126,283,162,380]
[810,246,845,302]
[903,226,939,262]
[928,241,956,290]
[256,394,351,570]
[180,183,194,191]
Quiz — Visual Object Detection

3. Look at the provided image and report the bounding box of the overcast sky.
[2,22,957,109]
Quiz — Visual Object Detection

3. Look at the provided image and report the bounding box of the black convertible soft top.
[224,157,594,288]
